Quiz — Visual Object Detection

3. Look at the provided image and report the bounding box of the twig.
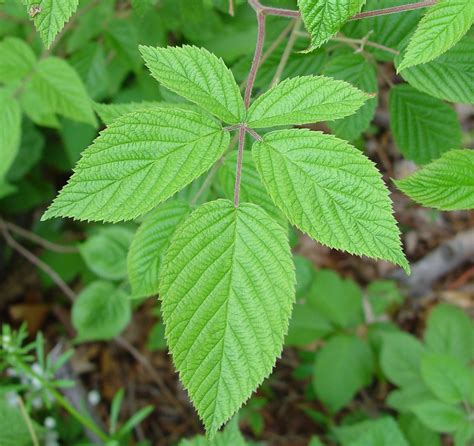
[3,220,79,253]
[247,0,437,20]
[296,30,400,56]
[390,229,474,297]
[0,218,77,301]
[270,17,301,87]
[229,0,234,16]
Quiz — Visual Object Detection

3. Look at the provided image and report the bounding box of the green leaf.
[395,149,474,211]
[387,382,434,413]
[0,398,43,446]
[140,45,245,124]
[0,37,36,84]
[79,226,134,281]
[42,109,230,223]
[389,84,461,164]
[217,150,286,227]
[323,52,378,141]
[94,101,167,125]
[26,0,79,49]
[398,35,474,104]
[424,303,474,363]
[159,199,295,434]
[179,417,247,446]
[421,353,471,404]
[334,417,409,446]
[380,332,424,387]
[298,0,366,50]
[398,0,474,71]
[26,57,96,125]
[246,75,370,128]
[367,280,403,316]
[72,281,131,342]
[313,334,374,412]
[0,91,21,182]
[309,269,363,328]
[398,413,442,446]
[252,129,409,272]
[286,304,333,346]
[127,199,191,298]
[412,400,467,433]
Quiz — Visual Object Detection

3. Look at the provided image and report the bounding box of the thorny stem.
[248,0,437,20]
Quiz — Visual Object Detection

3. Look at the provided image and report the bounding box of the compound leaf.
[159,199,295,435]
[140,45,244,124]
[412,400,467,433]
[72,281,131,342]
[397,35,474,104]
[246,75,369,128]
[252,129,409,272]
[26,0,80,49]
[398,0,474,71]
[42,109,230,223]
[389,84,461,164]
[298,0,366,50]
[218,150,286,227]
[128,199,191,299]
[395,149,474,211]
[26,57,96,125]
[0,37,36,84]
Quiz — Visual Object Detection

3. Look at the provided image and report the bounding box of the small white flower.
[5,391,19,407]
[45,430,59,446]
[2,334,11,346]
[31,396,43,409]
[44,417,56,429]
[31,363,43,376]
[87,390,101,406]
[6,368,18,377]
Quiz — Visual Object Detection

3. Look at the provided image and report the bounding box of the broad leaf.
[313,334,374,412]
[0,398,43,446]
[412,400,467,433]
[398,35,474,104]
[128,199,190,298]
[334,417,409,446]
[159,199,295,434]
[424,303,474,363]
[0,37,36,84]
[323,52,378,141]
[42,109,230,223]
[395,149,474,211]
[380,332,424,387]
[389,84,461,164]
[140,45,245,124]
[421,353,471,404]
[398,414,442,446]
[218,150,286,227]
[398,0,474,71]
[246,75,369,128]
[79,226,134,280]
[252,129,409,272]
[26,0,79,49]
[298,0,366,50]
[72,281,131,342]
[94,101,169,125]
[309,269,364,328]
[387,382,434,413]
[26,57,96,125]
[0,91,21,182]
